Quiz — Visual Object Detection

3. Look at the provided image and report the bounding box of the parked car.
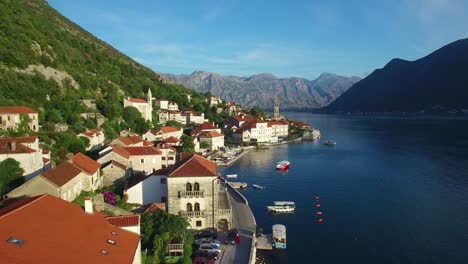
[199,244,222,254]
[196,238,221,247]
[226,228,238,245]
[195,251,219,261]
[194,228,217,239]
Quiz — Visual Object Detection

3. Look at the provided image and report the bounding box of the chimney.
[9,141,16,151]
[84,197,93,214]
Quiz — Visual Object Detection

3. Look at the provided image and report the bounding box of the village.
[0,90,318,264]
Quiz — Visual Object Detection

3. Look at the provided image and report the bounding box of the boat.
[226,174,237,178]
[253,184,265,189]
[323,140,336,146]
[276,160,290,170]
[267,201,295,213]
[272,224,287,249]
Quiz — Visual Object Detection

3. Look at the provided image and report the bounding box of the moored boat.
[276,160,290,170]
[267,201,295,213]
[272,224,287,249]
[253,184,265,189]
[323,140,336,146]
[226,174,237,178]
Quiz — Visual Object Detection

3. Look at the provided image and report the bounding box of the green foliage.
[200,141,210,149]
[165,120,183,129]
[0,158,25,196]
[249,106,266,118]
[72,190,96,207]
[121,106,150,134]
[181,134,195,153]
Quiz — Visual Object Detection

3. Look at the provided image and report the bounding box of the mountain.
[0,0,193,125]
[327,38,468,113]
[163,71,361,110]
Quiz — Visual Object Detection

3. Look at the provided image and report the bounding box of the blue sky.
[48,0,468,79]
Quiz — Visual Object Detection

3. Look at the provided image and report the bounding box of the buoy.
[316,211,323,216]
[315,204,321,208]
[314,196,320,200]
[317,218,324,223]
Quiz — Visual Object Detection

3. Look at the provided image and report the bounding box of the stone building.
[123,88,153,122]
[0,106,39,132]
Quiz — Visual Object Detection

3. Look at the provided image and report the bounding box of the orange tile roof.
[110,160,127,170]
[81,129,102,138]
[267,121,288,126]
[197,122,218,131]
[112,145,130,159]
[41,162,82,187]
[199,131,224,138]
[164,136,181,143]
[0,140,36,154]
[0,106,37,114]
[42,158,50,164]
[127,98,147,103]
[0,195,140,264]
[159,126,180,133]
[117,136,143,146]
[123,146,162,156]
[71,153,100,175]
[106,215,140,227]
[168,154,217,177]
[143,203,166,214]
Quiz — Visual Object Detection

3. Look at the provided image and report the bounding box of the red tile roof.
[164,136,181,143]
[110,160,127,170]
[267,121,288,127]
[123,146,162,156]
[41,162,82,187]
[199,131,224,138]
[0,139,36,154]
[117,136,143,146]
[106,215,140,227]
[197,122,218,131]
[127,98,147,103]
[112,145,130,159]
[71,153,100,175]
[143,203,166,214]
[81,129,102,138]
[0,106,37,114]
[42,158,50,164]
[0,195,140,264]
[159,126,181,133]
[168,154,217,177]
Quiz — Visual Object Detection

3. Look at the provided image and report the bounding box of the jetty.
[228,182,248,189]
[255,234,273,250]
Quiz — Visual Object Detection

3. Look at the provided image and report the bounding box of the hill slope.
[0,0,193,123]
[327,38,468,113]
[164,71,360,110]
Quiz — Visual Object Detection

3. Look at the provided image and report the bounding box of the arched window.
[194,182,200,191]
[194,203,200,212]
[186,203,193,212]
[186,183,192,191]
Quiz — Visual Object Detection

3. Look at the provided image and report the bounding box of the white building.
[78,129,105,151]
[111,136,152,147]
[125,168,168,205]
[184,111,205,125]
[233,128,251,142]
[158,111,186,125]
[0,106,39,132]
[209,96,222,106]
[242,121,277,143]
[98,145,162,176]
[268,121,289,138]
[199,131,225,151]
[123,88,153,122]
[155,99,179,111]
[143,126,183,142]
[0,136,50,181]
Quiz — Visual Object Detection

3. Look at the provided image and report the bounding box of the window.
[196,221,202,227]
[162,157,166,160]
[194,203,200,212]
[186,183,192,191]
[169,156,174,160]
[194,182,200,191]
[161,196,167,203]
[140,159,145,164]
[162,165,167,169]
[186,203,193,212]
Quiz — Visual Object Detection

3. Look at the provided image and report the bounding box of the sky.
[48,0,468,79]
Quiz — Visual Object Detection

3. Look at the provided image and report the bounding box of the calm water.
[220,113,468,264]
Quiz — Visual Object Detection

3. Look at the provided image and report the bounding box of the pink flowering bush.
[102,191,116,205]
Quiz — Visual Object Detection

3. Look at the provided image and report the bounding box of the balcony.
[180,210,205,218]
[179,190,204,198]
[217,209,231,216]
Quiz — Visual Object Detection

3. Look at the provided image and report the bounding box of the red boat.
[276,161,290,170]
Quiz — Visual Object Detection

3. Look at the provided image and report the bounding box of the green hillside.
[0,0,195,126]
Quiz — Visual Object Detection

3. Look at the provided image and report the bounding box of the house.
[79,129,105,151]
[143,126,183,142]
[155,144,177,169]
[233,128,251,142]
[0,136,50,181]
[192,136,200,152]
[158,111,186,125]
[7,153,101,202]
[184,111,205,125]
[0,194,141,264]
[268,121,289,138]
[125,168,169,205]
[199,131,224,151]
[155,99,179,111]
[225,113,256,128]
[102,160,128,186]
[192,122,222,136]
[0,106,39,132]
[123,88,153,122]
[209,96,222,106]
[225,102,237,115]
[244,121,277,143]
[112,136,152,147]
[98,145,162,176]
[163,136,181,147]
[106,215,141,235]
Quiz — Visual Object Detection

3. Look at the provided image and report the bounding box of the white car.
[199,244,221,254]
[196,238,221,247]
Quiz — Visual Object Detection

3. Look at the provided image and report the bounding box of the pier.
[255,234,273,250]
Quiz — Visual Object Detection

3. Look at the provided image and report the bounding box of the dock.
[228,182,248,189]
[255,234,273,250]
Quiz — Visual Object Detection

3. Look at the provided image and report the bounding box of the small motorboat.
[323,140,336,146]
[253,184,265,189]
[226,174,238,178]
[276,160,290,170]
[267,201,295,213]
[272,224,287,249]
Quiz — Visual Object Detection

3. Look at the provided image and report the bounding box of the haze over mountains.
[164,71,361,110]
[327,38,468,113]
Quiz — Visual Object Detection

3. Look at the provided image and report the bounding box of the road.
[219,186,255,264]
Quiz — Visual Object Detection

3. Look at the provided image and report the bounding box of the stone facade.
[0,106,39,132]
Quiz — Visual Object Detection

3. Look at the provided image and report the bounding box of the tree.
[250,106,266,118]
[165,120,183,129]
[0,158,25,196]
[181,134,195,153]
[200,141,210,149]
[123,106,143,124]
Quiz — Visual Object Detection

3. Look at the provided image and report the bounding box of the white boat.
[253,184,265,189]
[272,224,287,249]
[323,140,336,146]
[267,201,295,213]
[226,174,238,178]
[276,160,290,170]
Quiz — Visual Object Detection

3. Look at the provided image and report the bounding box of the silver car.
[199,244,222,254]
[196,238,221,247]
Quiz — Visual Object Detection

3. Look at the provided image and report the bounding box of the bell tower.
[273,95,280,120]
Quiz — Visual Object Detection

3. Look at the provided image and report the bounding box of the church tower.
[273,95,280,120]
[147,87,153,103]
